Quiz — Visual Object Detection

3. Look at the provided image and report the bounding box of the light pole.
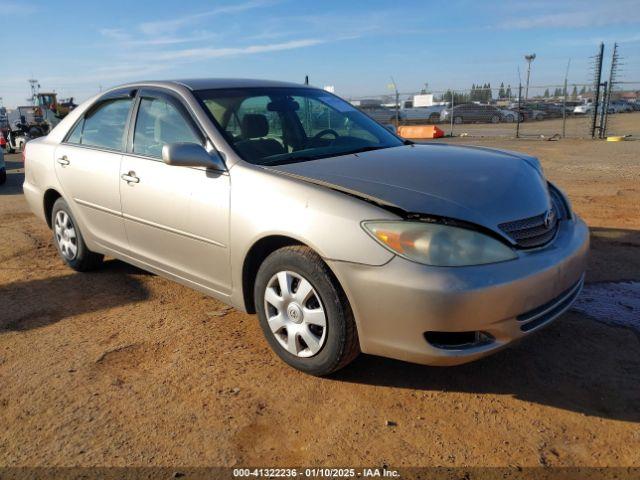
[524,53,536,101]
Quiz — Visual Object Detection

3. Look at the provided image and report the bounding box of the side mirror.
[162,142,226,171]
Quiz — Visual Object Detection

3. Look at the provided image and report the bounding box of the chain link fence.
[347,81,639,140]
[602,82,640,139]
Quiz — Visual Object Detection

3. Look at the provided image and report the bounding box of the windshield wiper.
[345,145,389,155]
[261,145,394,166]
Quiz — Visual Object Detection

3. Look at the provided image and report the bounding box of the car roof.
[152,78,312,91]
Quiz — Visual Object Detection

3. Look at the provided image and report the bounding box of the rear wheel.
[51,198,104,271]
[454,116,463,124]
[490,115,500,123]
[254,245,359,376]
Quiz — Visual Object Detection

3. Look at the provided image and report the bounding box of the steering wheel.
[307,128,340,147]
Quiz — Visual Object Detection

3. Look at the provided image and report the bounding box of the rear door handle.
[121,171,140,184]
[56,156,70,166]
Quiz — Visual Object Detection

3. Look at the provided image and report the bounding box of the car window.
[133,97,202,158]
[196,87,403,165]
[293,95,377,142]
[79,98,132,150]
[232,96,284,139]
[66,119,84,144]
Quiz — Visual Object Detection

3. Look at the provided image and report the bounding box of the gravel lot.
[0,137,639,468]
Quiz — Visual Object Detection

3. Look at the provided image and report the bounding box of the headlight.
[362,221,517,267]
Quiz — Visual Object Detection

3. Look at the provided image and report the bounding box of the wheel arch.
[43,188,62,228]
[240,234,353,315]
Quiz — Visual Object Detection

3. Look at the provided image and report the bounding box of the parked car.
[526,102,572,118]
[402,105,447,123]
[508,104,546,121]
[0,147,5,185]
[573,104,594,115]
[440,103,503,124]
[609,101,633,113]
[23,79,588,375]
[498,108,521,123]
[354,105,404,125]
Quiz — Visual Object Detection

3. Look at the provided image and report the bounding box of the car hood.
[268,144,551,236]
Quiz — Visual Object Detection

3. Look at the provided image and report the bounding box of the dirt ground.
[0,137,639,468]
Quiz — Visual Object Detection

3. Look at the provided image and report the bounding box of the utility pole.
[28,78,40,105]
[524,53,536,102]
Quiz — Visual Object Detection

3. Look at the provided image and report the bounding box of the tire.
[504,115,514,123]
[490,115,500,124]
[254,245,359,376]
[454,116,463,124]
[429,113,440,124]
[0,168,6,185]
[51,198,104,271]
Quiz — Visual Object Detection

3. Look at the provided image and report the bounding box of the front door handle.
[121,171,140,184]
[56,156,70,166]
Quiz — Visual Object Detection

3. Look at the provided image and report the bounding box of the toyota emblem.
[544,210,554,228]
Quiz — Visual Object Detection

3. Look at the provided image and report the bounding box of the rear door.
[119,89,231,295]
[54,91,134,253]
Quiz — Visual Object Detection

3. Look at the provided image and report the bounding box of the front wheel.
[254,246,359,376]
[51,198,104,271]
[454,116,463,124]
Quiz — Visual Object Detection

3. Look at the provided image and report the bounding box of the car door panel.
[54,145,126,252]
[120,90,232,294]
[120,157,231,294]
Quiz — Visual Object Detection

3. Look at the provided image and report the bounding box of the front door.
[119,90,231,295]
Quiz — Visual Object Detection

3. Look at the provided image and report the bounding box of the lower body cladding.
[328,218,589,366]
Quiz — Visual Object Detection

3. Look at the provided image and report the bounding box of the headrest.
[241,114,269,139]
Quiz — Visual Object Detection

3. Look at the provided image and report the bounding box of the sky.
[1,0,639,108]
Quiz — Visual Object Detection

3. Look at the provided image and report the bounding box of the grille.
[498,205,559,248]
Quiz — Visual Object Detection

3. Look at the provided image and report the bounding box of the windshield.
[195,87,404,166]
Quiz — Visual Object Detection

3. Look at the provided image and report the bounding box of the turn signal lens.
[363,221,517,267]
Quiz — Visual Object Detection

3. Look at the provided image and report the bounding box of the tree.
[498,82,506,99]
[579,86,586,95]
[571,85,578,99]
[544,88,550,98]
[506,84,512,99]
[443,90,469,105]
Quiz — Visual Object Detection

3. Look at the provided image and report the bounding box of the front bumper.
[328,217,589,366]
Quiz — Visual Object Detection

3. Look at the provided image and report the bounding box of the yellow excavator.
[34,93,77,127]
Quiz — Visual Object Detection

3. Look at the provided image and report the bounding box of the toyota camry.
[23,79,589,375]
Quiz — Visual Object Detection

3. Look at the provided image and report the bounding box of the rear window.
[67,98,132,151]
